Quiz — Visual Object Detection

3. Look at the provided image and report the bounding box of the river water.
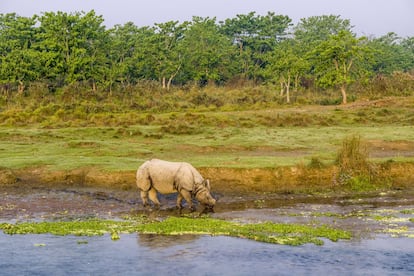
[0,233,413,275]
[0,186,414,275]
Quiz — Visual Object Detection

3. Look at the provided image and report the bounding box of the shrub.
[336,136,369,171]
[161,121,201,135]
[191,92,224,107]
[335,135,378,189]
[308,157,325,169]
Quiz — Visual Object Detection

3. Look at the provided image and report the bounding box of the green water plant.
[136,217,351,246]
[0,220,135,238]
[401,209,414,215]
[0,217,352,246]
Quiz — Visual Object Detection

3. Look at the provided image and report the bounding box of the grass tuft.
[335,135,381,191]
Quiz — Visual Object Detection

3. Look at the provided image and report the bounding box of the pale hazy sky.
[1,0,413,37]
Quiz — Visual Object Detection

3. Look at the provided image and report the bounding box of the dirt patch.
[368,140,414,158]
[0,185,139,221]
[66,141,101,148]
[175,144,307,157]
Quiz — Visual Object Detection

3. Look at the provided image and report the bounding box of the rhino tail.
[136,163,153,192]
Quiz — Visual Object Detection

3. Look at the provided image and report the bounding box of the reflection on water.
[0,233,413,276]
[138,234,199,249]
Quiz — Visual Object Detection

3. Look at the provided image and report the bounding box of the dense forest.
[1,10,414,105]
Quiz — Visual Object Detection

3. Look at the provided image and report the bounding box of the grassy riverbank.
[1,96,413,194]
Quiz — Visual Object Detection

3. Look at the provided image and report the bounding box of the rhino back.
[147,159,182,194]
[174,163,199,191]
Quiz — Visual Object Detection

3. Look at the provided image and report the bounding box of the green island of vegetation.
[0,216,352,246]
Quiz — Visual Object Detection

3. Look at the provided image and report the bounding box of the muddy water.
[1,185,414,275]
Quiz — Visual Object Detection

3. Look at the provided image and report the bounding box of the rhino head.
[195,179,216,213]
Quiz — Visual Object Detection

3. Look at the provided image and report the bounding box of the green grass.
[1,124,413,171]
[0,216,352,246]
[1,96,413,171]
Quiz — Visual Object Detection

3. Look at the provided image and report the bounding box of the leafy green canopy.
[0,11,413,97]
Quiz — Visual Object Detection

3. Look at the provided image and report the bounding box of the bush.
[335,135,378,189]
[161,121,201,135]
[336,136,369,171]
[308,157,325,169]
[191,92,224,107]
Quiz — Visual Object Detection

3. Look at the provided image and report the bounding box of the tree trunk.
[166,64,181,91]
[0,84,9,97]
[294,74,299,92]
[340,84,347,104]
[167,76,173,91]
[17,81,25,95]
[286,74,291,104]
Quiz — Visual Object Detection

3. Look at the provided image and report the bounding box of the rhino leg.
[148,188,161,209]
[140,191,150,207]
[180,190,195,212]
[176,194,183,210]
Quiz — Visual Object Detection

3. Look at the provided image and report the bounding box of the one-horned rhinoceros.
[136,159,216,212]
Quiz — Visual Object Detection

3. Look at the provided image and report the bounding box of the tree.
[401,36,414,71]
[153,21,188,90]
[36,10,107,88]
[368,33,414,74]
[180,16,234,86]
[105,22,142,91]
[293,15,356,90]
[264,39,308,103]
[220,12,292,81]
[0,13,40,93]
[294,15,353,46]
[310,30,373,104]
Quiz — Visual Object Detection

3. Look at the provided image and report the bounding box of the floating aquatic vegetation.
[0,220,137,237]
[287,210,369,220]
[400,209,414,215]
[383,226,414,238]
[0,216,352,246]
[135,217,352,246]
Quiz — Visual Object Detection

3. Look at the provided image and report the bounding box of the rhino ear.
[205,179,211,190]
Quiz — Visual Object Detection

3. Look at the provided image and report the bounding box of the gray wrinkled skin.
[136,159,216,212]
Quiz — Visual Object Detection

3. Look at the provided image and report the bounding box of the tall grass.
[335,135,380,191]
[1,76,413,127]
[336,136,370,173]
